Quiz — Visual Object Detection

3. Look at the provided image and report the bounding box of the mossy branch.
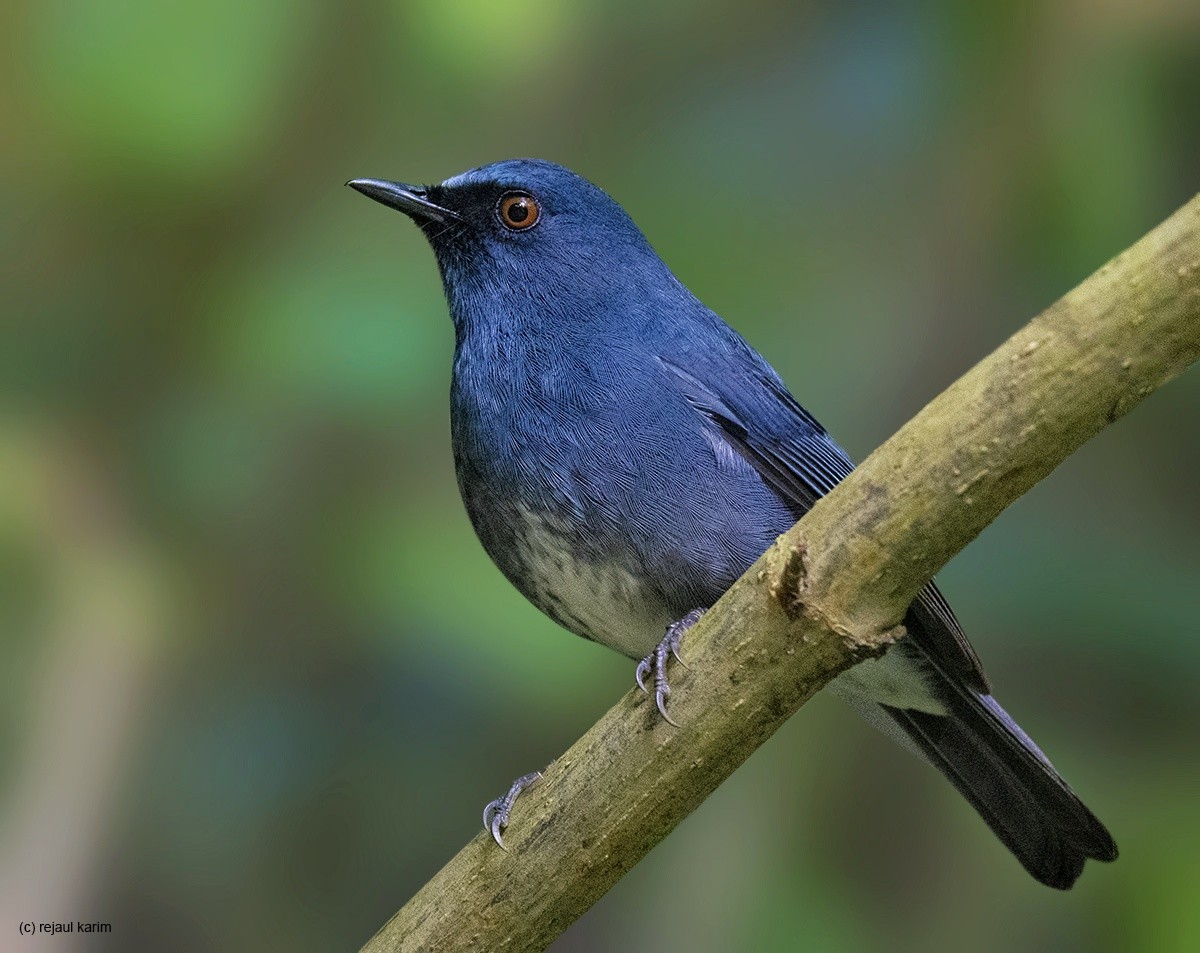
[361,195,1200,952]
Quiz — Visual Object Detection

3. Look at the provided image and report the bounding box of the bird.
[348,159,1117,889]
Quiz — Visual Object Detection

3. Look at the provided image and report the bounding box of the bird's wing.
[658,353,989,693]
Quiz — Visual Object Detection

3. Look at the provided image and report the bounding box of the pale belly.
[509,505,675,658]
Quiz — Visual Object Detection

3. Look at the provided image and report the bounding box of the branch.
[361,195,1200,952]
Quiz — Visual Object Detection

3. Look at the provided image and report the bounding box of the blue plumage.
[349,159,1116,887]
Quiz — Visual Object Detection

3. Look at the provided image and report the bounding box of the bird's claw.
[635,608,704,726]
[635,656,652,693]
[482,771,542,849]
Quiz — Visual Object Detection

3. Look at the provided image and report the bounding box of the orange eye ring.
[497,192,540,231]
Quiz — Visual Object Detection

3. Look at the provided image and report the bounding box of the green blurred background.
[2,1,1199,950]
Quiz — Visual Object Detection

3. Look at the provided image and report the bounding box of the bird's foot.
[482,771,542,849]
[636,608,705,726]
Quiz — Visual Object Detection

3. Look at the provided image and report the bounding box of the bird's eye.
[497,192,540,231]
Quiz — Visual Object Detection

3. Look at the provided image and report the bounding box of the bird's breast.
[446,332,791,656]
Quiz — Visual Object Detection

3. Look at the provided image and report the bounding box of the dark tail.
[885,688,1117,889]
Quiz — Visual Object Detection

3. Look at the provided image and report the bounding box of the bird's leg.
[482,612,703,847]
[636,608,705,726]
[482,770,543,849]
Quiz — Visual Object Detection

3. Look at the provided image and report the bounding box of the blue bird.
[348,159,1116,888]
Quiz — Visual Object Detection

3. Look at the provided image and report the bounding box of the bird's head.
[349,159,682,333]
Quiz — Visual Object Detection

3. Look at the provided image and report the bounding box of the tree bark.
[361,194,1200,952]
